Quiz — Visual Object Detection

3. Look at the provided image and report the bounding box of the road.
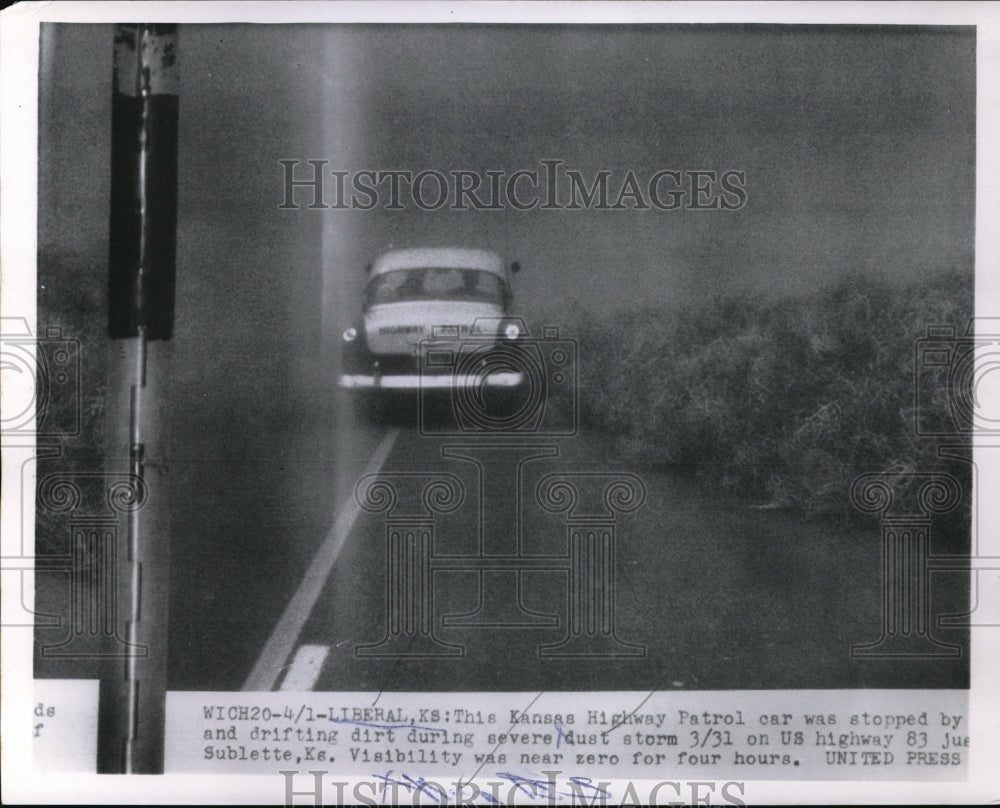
[160,395,970,693]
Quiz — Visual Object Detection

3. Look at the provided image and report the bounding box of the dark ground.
[35,393,969,691]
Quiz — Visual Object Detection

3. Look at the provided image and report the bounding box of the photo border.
[2,1,998,804]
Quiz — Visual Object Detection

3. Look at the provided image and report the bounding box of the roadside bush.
[575,269,973,524]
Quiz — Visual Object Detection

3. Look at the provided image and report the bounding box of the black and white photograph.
[1,1,998,803]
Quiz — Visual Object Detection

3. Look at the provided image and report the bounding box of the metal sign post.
[100,23,178,774]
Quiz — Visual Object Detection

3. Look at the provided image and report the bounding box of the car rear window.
[366,268,507,306]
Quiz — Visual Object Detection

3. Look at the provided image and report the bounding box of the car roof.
[371,247,506,278]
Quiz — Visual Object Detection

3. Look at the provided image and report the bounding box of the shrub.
[575,268,973,524]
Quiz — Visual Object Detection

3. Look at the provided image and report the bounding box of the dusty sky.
[320,25,974,323]
[39,24,976,389]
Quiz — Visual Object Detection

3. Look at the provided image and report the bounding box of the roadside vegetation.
[573,269,973,526]
[35,251,111,556]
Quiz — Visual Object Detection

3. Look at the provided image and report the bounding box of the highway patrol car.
[339,247,525,405]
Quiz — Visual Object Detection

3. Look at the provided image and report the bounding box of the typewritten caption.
[164,690,968,781]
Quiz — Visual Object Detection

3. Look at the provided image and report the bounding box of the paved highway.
[161,395,970,693]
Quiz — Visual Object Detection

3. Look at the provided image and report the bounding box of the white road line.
[278,644,330,691]
[242,427,401,691]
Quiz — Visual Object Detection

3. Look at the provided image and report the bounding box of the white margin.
[2,2,998,804]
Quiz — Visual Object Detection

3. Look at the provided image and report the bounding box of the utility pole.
[99,23,178,774]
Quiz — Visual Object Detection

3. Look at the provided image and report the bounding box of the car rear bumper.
[339,372,523,390]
